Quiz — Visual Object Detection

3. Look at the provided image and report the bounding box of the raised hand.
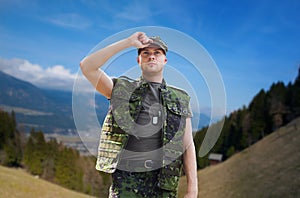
[128,32,153,48]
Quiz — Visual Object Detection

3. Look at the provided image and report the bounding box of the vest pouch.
[96,109,129,173]
[166,100,190,117]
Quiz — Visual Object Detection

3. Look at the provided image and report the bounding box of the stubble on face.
[138,47,167,79]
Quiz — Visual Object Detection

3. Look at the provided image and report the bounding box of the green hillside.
[0,165,96,198]
[2,118,299,197]
[178,117,300,198]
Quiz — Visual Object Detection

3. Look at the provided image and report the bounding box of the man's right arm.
[80,32,151,99]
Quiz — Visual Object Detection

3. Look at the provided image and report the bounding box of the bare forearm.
[79,32,151,98]
[79,39,130,98]
[80,32,151,72]
[183,143,198,197]
[80,38,131,72]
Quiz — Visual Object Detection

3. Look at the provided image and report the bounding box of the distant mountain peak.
[0,70,53,111]
[0,70,35,88]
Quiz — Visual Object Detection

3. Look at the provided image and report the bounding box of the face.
[137,47,167,76]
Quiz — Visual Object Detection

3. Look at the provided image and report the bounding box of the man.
[80,32,198,198]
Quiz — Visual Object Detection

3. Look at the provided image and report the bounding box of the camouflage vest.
[96,76,192,191]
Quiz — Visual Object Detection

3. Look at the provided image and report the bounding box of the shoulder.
[111,76,139,98]
[113,76,137,85]
[112,76,139,89]
[167,85,190,99]
[165,85,192,117]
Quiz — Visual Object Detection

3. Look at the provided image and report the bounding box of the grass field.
[0,165,96,198]
[1,117,299,198]
[178,117,300,198]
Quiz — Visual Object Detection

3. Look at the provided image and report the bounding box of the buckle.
[144,160,153,169]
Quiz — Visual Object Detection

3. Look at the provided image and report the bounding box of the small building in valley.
[208,153,223,165]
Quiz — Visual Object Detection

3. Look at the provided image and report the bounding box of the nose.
[149,53,156,60]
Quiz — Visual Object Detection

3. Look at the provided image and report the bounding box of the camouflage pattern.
[96,76,192,192]
[138,36,168,55]
[95,106,128,173]
[109,169,177,198]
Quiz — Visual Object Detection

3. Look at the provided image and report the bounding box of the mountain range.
[0,70,210,135]
[0,70,108,134]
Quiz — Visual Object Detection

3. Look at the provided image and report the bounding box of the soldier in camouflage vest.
[80,32,198,198]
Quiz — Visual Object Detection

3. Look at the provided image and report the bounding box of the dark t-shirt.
[120,82,163,161]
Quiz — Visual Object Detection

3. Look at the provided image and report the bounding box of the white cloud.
[45,13,92,29]
[0,57,80,90]
[114,1,164,23]
[115,3,152,22]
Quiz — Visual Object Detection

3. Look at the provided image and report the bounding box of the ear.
[164,57,168,63]
[137,56,140,64]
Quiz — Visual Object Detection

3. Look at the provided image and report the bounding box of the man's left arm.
[183,117,198,198]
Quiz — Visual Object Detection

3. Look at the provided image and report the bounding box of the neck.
[142,73,163,83]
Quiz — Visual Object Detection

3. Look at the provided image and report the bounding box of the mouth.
[148,62,157,66]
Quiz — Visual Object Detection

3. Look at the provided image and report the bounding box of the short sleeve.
[187,101,193,118]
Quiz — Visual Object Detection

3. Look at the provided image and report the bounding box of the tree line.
[0,110,110,197]
[194,68,300,168]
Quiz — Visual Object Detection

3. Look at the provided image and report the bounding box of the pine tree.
[42,139,59,180]
[54,147,83,191]
[295,67,300,86]
[0,110,22,166]
[23,129,47,175]
[248,89,269,144]
[291,67,300,116]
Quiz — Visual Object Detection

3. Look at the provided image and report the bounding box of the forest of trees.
[0,110,110,197]
[194,68,300,168]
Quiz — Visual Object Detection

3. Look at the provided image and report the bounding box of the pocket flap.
[166,101,189,116]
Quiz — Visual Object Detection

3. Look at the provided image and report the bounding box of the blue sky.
[0,0,299,116]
